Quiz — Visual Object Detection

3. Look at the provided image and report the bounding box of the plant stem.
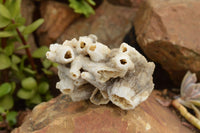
[2,69,8,82]
[1,38,7,48]
[172,99,200,130]
[0,28,7,48]
[12,20,36,70]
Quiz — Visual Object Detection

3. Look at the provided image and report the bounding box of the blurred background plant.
[0,0,97,132]
[35,0,96,17]
[68,0,96,17]
[0,0,56,131]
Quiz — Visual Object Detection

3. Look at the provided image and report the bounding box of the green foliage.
[0,3,12,19]
[29,94,42,104]
[21,77,37,90]
[11,55,21,64]
[23,19,44,35]
[0,0,54,129]
[38,82,49,94]
[17,89,35,99]
[6,111,18,126]
[0,15,10,28]
[32,46,49,58]
[0,31,15,37]
[4,43,14,56]
[68,0,96,17]
[0,110,18,130]
[0,82,15,112]
[9,0,21,18]
[0,83,12,98]
[0,95,14,110]
[0,53,11,70]
[16,44,30,50]
[17,78,50,105]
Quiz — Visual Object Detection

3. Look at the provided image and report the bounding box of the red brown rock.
[58,1,136,48]
[37,1,79,46]
[12,91,192,133]
[107,0,144,8]
[134,0,200,84]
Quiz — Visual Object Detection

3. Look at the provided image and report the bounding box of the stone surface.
[134,0,200,85]
[107,0,144,7]
[58,1,136,48]
[12,91,192,133]
[37,1,79,46]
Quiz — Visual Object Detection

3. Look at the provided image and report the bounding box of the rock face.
[107,0,144,7]
[58,1,136,48]
[134,0,200,84]
[12,91,192,133]
[37,1,79,46]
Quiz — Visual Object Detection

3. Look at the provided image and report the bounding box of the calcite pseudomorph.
[46,35,155,110]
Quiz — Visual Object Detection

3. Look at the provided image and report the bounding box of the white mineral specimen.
[46,35,155,110]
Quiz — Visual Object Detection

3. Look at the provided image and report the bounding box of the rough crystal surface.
[46,35,155,110]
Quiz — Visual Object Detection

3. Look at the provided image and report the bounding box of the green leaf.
[4,43,14,56]
[0,15,10,28]
[17,89,35,100]
[69,0,95,17]
[23,19,44,35]
[0,31,15,37]
[52,62,58,67]
[86,0,96,5]
[14,71,25,81]
[4,0,12,7]
[15,16,25,25]
[24,67,36,75]
[0,107,5,114]
[33,46,49,58]
[45,93,53,101]
[21,77,37,90]
[11,55,21,64]
[0,3,11,19]
[10,82,16,94]
[29,94,42,104]
[38,82,49,94]
[16,44,30,50]
[9,0,21,18]
[0,83,12,98]
[42,68,53,75]
[0,47,3,53]
[42,59,52,69]
[19,55,27,71]
[6,111,18,126]
[0,54,11,70]
[0,95,14,110]
[11,63,19,71]
[4,23,21,30]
